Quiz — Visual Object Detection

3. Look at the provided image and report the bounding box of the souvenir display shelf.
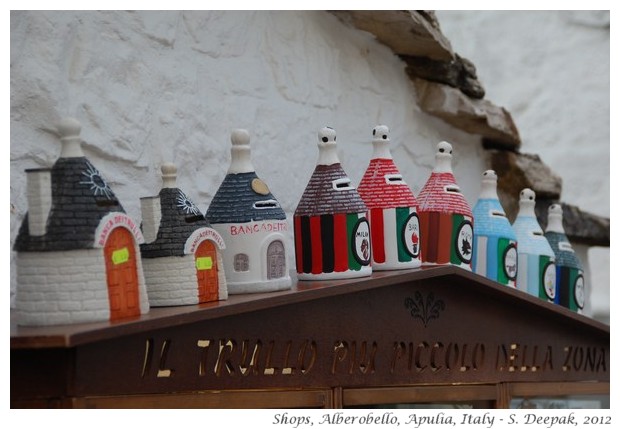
[11,265,609,409]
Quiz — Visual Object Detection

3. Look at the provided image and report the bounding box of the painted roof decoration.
[417,141,472,216]
[473,170,516,239]
[141,163,212,258]
[545,204,582,268]
[357,124,418,209]
[295,127,367,217]
[14,118,126,252]
[206,129,286,224]
[512,188,555,256]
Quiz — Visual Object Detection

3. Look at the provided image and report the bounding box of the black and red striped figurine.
[294,127,372,280]
[357,125,421,270]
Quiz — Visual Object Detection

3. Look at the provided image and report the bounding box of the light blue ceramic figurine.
[511,188,557,302]
[472,170,518,287]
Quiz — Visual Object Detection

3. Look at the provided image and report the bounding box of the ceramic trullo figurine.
[13,117,149,325]
[417,141,474,269]
[545,204,585,312]
[206,129,291,294]
[294,127,371,280]
[472,170,518,286]
[511,188,557,302]
[357,125,421,270]
[140,162,227,306]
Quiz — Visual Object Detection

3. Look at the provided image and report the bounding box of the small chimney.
[140,163,176,243]
[478,170,499,199]
[433,141,454,173]
[228,129,254,174]
[26,168,52,236]
[161,162,177,188]
[517,188,537,218]
[546,204,565,234]
[57,117,84,158]
[371,125,392,159]
[317,127,340,166]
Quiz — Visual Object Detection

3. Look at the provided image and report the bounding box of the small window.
[445,185,461,194]
[385,174,405,185]
[332,178,354,191]
[491,210,506,218]
[253,199,280,209]
[234,253,249,272]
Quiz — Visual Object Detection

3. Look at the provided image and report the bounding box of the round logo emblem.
[574,274,585,309]
[351,218,371,266]
[401,212,421,258]
[454,220,473,264]
[542,261,556,300]
[502,243,518,281]
[251,178,270,195]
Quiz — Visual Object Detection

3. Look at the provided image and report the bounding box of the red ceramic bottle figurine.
[417,141,474,269]
[357,125,421,270]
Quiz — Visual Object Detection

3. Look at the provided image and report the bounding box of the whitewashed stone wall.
[10,10,488,303]
[142,253,227,306]
[15,249,111,325]
[436,10,610,322]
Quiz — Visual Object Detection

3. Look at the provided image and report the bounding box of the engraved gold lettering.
[215,339,236,376]
[157,339,174,378]
[390,342,406,373]
[563,346,573,371]
[263,341,279,375]
[496,344,509,371]
[472,343,484,370]
[331,341,348,374]
[415,341,429,372]
[430,342,443,372]
[141,338,153,378]
[239,340,262,376]
[445,343,458,370]
[282,341,294,375]
[197,339,212,376]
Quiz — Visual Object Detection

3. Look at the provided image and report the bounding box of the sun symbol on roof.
[177,190,200,215]
[80,162,113,199]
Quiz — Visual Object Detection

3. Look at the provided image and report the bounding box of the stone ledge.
[330,10,454,61]
[402,53,485,99]
[414,78,521,150]
[489,150,562,220]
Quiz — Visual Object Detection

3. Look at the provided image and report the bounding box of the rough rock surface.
[330,10,454,60]
[488,150,563,220]
[413,78,521,150]
[403,54,485,99]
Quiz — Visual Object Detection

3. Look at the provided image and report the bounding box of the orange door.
[195,240,219,303]
[104,227,140,321]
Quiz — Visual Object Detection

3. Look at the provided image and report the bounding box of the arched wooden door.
[104,227,140,321]
[195,240,219,302]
